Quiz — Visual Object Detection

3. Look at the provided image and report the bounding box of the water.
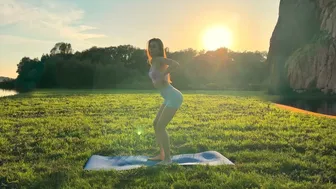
[277,99,336,116]
[0,90,18,98]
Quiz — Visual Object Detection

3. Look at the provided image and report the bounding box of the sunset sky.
[0,0,280,77]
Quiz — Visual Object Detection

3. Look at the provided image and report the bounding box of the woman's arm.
[153,57,180,75]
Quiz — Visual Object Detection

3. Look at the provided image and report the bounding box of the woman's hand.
[152,57,180,68]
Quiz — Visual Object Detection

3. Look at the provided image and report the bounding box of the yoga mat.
[84,151,234,171]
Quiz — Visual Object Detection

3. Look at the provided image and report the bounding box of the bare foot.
[156,159,172,165]
[148,154,164,161]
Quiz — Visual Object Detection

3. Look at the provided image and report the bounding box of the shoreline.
[274,103,336,119]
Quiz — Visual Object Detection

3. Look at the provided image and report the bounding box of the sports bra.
[148,66,168,83]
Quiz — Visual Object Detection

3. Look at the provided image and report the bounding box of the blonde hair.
[147,38,171,83]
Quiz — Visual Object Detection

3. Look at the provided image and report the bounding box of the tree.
[50,42,73,55]
[6,42,269,91]
[15,57,44,92]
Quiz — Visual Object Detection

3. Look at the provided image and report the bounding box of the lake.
[277,98,336,116]
[0,90,18,98]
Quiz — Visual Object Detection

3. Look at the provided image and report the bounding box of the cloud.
[78,25,98,32]
[0,0,107,42]
[0,34,54,45]
[0,0,26,25]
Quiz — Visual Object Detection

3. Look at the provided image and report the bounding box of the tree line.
[0,42,269,92]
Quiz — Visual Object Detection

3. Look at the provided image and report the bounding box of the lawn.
[1,89,335,189]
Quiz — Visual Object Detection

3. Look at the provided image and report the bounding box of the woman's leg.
[152,84,183,164]
[155,106,178,163]
[148,104,166,161]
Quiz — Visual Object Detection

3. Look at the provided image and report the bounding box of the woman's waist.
[158,83,180,94]
[153,81,170,89]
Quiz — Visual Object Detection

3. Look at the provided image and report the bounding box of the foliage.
[2,42,268,92]
[0,78,15,90]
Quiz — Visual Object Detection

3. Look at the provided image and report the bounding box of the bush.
[0,79,15,90]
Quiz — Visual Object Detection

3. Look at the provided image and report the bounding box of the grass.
[0,89,335,189]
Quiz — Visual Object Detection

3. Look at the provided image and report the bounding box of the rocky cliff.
[267,0,336,94]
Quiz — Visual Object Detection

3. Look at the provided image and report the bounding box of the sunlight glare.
[203,26,233,50]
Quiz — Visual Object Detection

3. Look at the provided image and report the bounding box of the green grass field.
[1,89,335,189]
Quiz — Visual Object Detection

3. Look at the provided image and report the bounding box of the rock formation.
[267,0,336,94]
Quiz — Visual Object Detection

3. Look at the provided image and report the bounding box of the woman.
[146,38,183,165]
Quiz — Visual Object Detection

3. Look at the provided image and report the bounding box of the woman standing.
[147,38,183,165]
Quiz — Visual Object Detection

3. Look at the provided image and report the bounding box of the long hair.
[146,38,166,64]
[146,38,171,83]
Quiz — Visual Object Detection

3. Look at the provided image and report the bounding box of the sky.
[0,0,280,78]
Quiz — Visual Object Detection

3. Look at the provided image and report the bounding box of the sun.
[202,26,233,50]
